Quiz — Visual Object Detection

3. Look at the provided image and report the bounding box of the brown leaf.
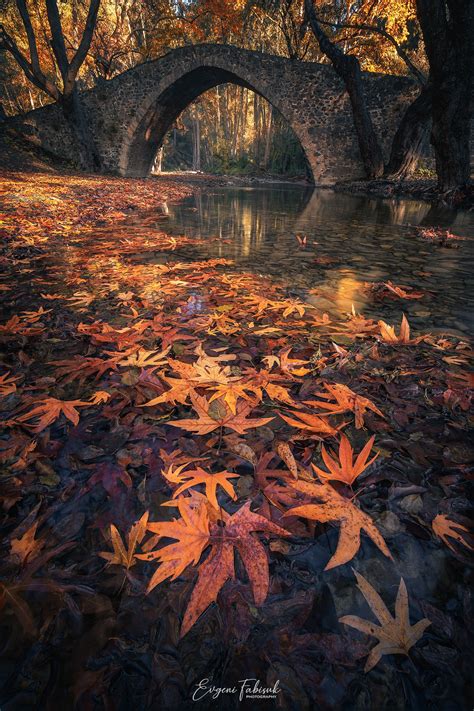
[340,570,431,671]
[10,522,45,565]
[99,511,149,569]
[432,514,473,553]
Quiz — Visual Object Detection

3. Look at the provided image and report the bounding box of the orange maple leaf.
[263,381,295,405]
[432,514,473,553]
[16,397,90,432]
[342,309,378,339]
[279,346,311,377]
[10,522,45,565]
[279,408,339,438]
[305,382,384,429]
[168,351,236,386]
[284,478,391,569]
[162,464,239,509]
[142,377,197,407]
[0,371,20,398]
[51,355,121,383]
[66,291,95,308]
[168,393,274,435]
[88,390,112,405]
[378,315,424,344]
[99,512,149,569]
[270,298,308,318]
[116,347,171,371]
[207,381,261,414]
[383,281,425,300]
[137,498,211,591]
[20,306,52,323]
[312,434,378,486]
[244,294,274,315]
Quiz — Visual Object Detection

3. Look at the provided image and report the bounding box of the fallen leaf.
[284,478,391,569]
[168,393,274,435]
[163,464,239,509]
[99,511,149,569]
[340,569,431,671]
[10,522,45,565]
[432,514,473,553]
[312,434,378,486]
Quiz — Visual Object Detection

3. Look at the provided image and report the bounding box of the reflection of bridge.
[15,44,417,184]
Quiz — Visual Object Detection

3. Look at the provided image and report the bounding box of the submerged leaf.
[340,570,431,671]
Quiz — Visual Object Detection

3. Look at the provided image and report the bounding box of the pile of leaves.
[0,170,473,709]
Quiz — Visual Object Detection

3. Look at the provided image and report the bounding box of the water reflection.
[147,186,473,336]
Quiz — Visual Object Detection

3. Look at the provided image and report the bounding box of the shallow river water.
[151,185,474,338]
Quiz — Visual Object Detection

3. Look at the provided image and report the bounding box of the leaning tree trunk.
[342,55,385,179]
[304,0,384,179]
[416,0,473,192]
[384,84,433,179]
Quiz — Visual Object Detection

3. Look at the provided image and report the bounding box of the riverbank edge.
[333,178,474,210]
[1,131,472,210]
[153,172,474,211]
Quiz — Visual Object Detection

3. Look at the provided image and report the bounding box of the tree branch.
[68,0,100,80]
[0,23,60,100]
[303,0,356,76]
[15,0,42,76]
[316,16,426,85]
[45,0,69,80]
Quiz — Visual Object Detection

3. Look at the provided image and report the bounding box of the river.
[145,185,474,338]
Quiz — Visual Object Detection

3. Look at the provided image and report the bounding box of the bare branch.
[15,0,41,76]
[45,0,69,80]
[0,22,60,100]
[68,0,100,81]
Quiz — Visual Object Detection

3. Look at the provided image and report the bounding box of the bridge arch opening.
[120,66,313,181]
[155,84,310,179]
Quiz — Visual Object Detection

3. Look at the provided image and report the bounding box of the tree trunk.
[153,146,163,173]
[342,57,385,179]
[415,0,473,191]
[304,0,384,179]
[192,118,201,171]
[263,105,273,169]
[231,90,240,160]
[431,82,472,191]
[385,84,433,179]
[61,88,101,171]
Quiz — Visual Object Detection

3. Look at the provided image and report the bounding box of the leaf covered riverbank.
[0,170,473,710]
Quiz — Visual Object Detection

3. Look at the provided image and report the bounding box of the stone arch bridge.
[12,44,417,184]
